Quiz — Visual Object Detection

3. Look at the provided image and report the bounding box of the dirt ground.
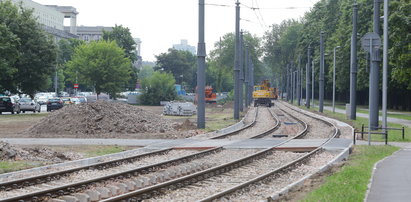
[0,103,233,139]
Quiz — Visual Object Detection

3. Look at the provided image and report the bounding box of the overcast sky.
[34,0,320,61]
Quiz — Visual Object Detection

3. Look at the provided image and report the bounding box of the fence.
[353,124,405,145]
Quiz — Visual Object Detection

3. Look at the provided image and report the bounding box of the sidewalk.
[322,106,411,128]
[363,141,411,202]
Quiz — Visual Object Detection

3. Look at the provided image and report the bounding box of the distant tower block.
[46,5,78,35]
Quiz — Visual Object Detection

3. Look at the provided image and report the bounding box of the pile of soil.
[0,141,81,163]
[174,119,197,130]
[26,101,179,135]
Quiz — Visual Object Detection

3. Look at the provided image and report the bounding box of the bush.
[140,72,177,105]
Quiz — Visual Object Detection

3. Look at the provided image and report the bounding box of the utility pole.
[312,59,315,108]
[369,0,381,130]
[286,64,290,101]
[245,45,249,107]
[297,56,301,106]
[54,68,58,95]
[249,59,254,105]
[239,31,244,112]
[234,0,240,119]
[291,65,294,104]
[382,0,389,131]
[319,31,325,113]
[197,0,206,128]
[306,45,311,108]
[333,46,341,113]
[350,3,358,120]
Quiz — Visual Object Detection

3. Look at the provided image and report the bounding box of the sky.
[34,0,320,61]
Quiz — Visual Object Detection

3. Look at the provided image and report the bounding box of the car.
[61,97,73,105]
[75,96,87,103]
[46,98,64,112]
[0,96,21,114]
[19,98,40,113]
[70,97,81,104]
[36,96,48,105]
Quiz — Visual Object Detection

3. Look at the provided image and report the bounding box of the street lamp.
[332,46,341,113]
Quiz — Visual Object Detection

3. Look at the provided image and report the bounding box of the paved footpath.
[355,141,411,202]
[323,106,411,128]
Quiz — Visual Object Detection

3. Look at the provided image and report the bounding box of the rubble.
[26,101,180,135]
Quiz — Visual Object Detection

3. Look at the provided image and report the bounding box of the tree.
[102,25,137,62]
[154,49,197,91]
[102,25,138,90]
[66,40,132,98]
[140,71,177,105]
[0,1,57,97]
[138,65,154,80]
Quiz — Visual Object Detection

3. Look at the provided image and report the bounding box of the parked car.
[61,97,72,105]
[46,98,63,112]
[75,96,87,103]
[70,97,81,104]
[0,96,21,114]
[36,96,48,105]
[19,98,41,113]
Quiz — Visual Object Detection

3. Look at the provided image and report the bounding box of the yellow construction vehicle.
[252,80,278,107]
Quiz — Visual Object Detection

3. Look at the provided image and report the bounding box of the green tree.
[138,65,154,80]
[66,40,132,98]
[154,49,197,91]
[0,1,57,97]
[140,71,177,105]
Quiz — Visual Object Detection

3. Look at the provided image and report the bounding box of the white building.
[173,39,196,55]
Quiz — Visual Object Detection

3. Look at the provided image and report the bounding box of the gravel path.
[220,151,337,201]
[146,151,306,202]
[276,102,334,139]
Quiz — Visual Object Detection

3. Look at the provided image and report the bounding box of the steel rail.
[0,147,223,202]
[210,107,259,139]
[198,102,340,201]
[0,148,172,191]
[100,109,311,201]
[249,107,281,139]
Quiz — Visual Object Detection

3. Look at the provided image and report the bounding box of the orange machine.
[195,86,217,104]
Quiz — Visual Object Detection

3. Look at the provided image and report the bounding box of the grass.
[301,145,399,202]
[0,161,44,174]
[300,104,411,142]
[82,145,131,158]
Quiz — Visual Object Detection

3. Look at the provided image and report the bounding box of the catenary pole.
[245,45,249,107]
[297,56,301,106]
[197,0,206,128]
[312,59,315,108]
[333,46,341,113]
[239,31,244,112]
[306,45,311,108]
[369,0,381,130]
[319,31,325,113]
[233,0,240,119]
[382,0,389,131]
[350,3,358,120]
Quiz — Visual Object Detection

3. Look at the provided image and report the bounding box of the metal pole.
[312,59,315,108]
[250,60,254,104]
[319,31,325,113]
[350,3,358,120]
[234,0,240,119]
[197,0,206,128]
[382,0,389,132]
[306,45,311,108]
[286,64,290,101]
[297,56,301,106]
[55,68,58,95]
[245,45,249,107]
[333,46,341,113]
[239,31,244,112]
[369,0,381,130]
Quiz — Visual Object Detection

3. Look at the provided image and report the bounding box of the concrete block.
[116,183,128,194]
[48,199,65,202]
[73,193,90,202]
[106,185,120,196]
[85,190,101,202]
[96,187,111,199]
[124,180,136,191]
[61,196,79,202]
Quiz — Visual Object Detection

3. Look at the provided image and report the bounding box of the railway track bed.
[0,104,354,201]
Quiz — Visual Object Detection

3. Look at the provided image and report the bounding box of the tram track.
[0,104,341,202]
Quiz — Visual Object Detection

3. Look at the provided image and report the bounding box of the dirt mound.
[174,119,197,130]
[27,101,179,135]
[0,141,81,163]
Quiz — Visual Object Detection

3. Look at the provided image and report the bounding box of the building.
[133,38,143,69]
[9,0,78,40]
[173,39,196,55]
[65,26,113,42]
